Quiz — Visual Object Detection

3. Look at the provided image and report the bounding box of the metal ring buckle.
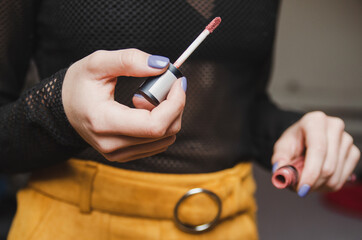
[173,188,222,233]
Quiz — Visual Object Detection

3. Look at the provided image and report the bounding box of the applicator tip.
[205,17,222,33]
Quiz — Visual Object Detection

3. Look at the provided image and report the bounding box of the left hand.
[271,111,360,197]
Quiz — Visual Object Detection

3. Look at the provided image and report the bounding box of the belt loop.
[79,162,98,213]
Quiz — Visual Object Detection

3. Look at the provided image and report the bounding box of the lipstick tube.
[272,156,357,190]
[137,17,221,106]
[137,64,183,106]
[271,156,305,189]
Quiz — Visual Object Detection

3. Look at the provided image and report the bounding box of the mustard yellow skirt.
[8,159,258,240]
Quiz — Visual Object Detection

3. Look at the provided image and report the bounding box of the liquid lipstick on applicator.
[137,17,222,106]
[272,156,357,189]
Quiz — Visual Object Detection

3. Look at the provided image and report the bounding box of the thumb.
[84,49,169,79]
[271,123,305,172]
[132,94,157,111]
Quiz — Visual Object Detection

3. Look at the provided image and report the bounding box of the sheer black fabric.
[0,0,302,174]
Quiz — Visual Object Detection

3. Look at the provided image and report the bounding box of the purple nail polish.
[298,184,311,197]
[134,93,144,98]
[272,162,279,173]
[181,77,187,92]
[148,55,169,69]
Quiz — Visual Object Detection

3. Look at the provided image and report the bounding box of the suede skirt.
[8,159,258,240]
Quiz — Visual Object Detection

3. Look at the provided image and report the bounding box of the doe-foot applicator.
[137,17,222,106]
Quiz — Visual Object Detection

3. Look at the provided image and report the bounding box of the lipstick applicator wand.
[137,17,222,106]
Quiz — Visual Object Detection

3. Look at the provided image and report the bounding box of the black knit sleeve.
[251,93,303,170]
[0,0,86,173]
[250,54,304,170]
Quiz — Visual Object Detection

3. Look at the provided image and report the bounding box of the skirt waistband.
[28,159,256,226]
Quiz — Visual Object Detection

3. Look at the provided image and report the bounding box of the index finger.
[298,113,328,194]
[97,78,186,138]
[85,49,169,79]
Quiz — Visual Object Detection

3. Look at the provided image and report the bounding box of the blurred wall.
[269,0,362,151]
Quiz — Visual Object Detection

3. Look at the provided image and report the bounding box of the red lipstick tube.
[272,156,357,190]
[271,156,305,189]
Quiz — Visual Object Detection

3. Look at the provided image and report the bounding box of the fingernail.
[181,77,187,92]
[134,93,144,98]
[148,55,169,69]
[347,174,357,182]
[298,184,311,198]
[272,162,279,173]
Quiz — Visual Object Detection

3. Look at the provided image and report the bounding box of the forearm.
[0,69,86,173]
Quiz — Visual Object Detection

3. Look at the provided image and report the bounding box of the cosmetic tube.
[272,156,305,189]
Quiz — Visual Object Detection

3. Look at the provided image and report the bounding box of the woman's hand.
[271,111,360,197]
[62,49,186,162]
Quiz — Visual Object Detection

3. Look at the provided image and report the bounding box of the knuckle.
[330,117,345,131]
[273,138,282,149]
[301,171,319,186]
[176,99,186,112]
[103,151,130,163]
[303,111,326,125]
[175,123,182,134]
[169,100,185,116]
[307,111,326,119]
[312,111,327,119]
[334,184,343,192]
[98,145,111,154]
[167,136,177,146]
[321,165,335,178]
[331,182,344,192]
[89,120,104,134]
[148,122,167,138]
[66,62,77,75]
[170,123,182,135]
[87,111,109,134]
[159,147,169,153]
[273,138,285,151]
[344,132,354,146]
[154,127,167,138]
[97,141,117,154]
[119,48,140,75]
[314,143,327,155]
[93,50,107,57]
[326,178,338,189]
[102,153,117,162]
[87,50,106,71]
[126,48,140,54]
[352,145,361,160]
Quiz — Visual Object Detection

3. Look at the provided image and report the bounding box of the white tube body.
[148,70,178,102]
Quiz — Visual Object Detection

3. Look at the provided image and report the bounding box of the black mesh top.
[0,0,302,174]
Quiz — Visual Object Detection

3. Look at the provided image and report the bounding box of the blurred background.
[254,0,362,239]
[1,0,361,239]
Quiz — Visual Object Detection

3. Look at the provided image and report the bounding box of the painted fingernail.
[298,184,311,198]
[148,55,169,69]
[272,162,279,173]
[134,93,144,98]
[347,174,357,182]
[181,77,187,92]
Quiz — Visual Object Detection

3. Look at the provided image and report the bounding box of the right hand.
[62,49,186,162]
